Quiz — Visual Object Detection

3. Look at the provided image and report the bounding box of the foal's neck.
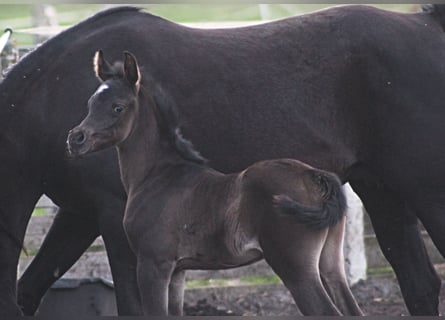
[116,96,186,194]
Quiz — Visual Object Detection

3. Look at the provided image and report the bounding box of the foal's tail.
[272,171,346,230]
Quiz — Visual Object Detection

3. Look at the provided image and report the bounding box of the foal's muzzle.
[69,130,86,146]
[66,127,89,157]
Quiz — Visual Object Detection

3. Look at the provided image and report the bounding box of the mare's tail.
[272,171,346,230]
[422,4,445,31]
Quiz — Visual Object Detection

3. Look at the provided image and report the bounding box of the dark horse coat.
[1,4,445,315]
[66,50,362,315]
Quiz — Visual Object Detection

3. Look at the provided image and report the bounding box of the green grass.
[20,247,35,257]
[148,4,260,22]
[0,4,421,27]
[186,278,230,289]
[186,275,281,289]
[239,274,281,285]
[0,5,31,21]
[31,207,47,216]
[367,266,395,276]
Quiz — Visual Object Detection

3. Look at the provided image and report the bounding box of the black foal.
[67,51,362,316]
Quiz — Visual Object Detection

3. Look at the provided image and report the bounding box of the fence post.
[343,183,367,285]
[32,4,58,44]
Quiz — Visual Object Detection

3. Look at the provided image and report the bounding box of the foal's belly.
[175,216,264,271]
[176,248,263,271]
[177,231,263,270]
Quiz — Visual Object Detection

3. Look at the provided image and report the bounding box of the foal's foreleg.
[136,254,175,315]
[319,216,363,315]
[168,270,186,315]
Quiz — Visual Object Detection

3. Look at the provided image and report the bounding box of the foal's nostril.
[70,131,87,145]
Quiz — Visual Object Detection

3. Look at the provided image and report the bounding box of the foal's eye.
[113,105,125,113]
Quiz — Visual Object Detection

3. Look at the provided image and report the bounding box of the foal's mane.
[112,67,205,165]
[147,82,207,164]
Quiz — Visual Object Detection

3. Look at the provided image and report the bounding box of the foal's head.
[67,50,141,156]
[67,51,205,164]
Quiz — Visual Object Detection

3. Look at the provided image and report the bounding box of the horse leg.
[0,187,42,316]
[412,196,445,278]
[350,179,440,315]
[260,220,341,315]
[17,208,99,315]
[168,270,186,315]
[99,208,143,315]
[319,216,363,315]
[0,222,27,315]
[136,253,174,315]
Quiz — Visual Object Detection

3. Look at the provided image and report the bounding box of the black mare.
[1,4,445,315]
[67,50,362,315]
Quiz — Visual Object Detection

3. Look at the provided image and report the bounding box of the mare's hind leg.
[350,178,441,315]
[260,219,341,315]
[412,191,445,257]
[168,270,186,315]
[18,208,99,315]
[319,216,363,315]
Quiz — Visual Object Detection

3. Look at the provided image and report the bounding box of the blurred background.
[0,4,422,46]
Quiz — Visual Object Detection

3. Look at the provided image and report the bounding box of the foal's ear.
[94,50,113,82]
[123,51,141,89]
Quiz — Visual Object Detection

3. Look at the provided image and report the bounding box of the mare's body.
[67,51,362,315]
[0,4,443,315]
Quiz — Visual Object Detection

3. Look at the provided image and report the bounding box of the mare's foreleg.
[168,270,186,315]
[0,187,42,316]
[350,179,440,315]
[260,219,341,315]
[319,216,363,315]
[17,208,99,315]
[99,204,143,315]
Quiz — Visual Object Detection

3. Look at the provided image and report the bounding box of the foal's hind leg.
[319,216,363,315]
[168,270,186,315]
[18,208,99,315]
[260,220,341,315]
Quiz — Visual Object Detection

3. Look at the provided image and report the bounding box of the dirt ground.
[183,274,445,316]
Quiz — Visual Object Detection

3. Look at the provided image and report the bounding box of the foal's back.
[241,159,324,205]
[169,158,345,270]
